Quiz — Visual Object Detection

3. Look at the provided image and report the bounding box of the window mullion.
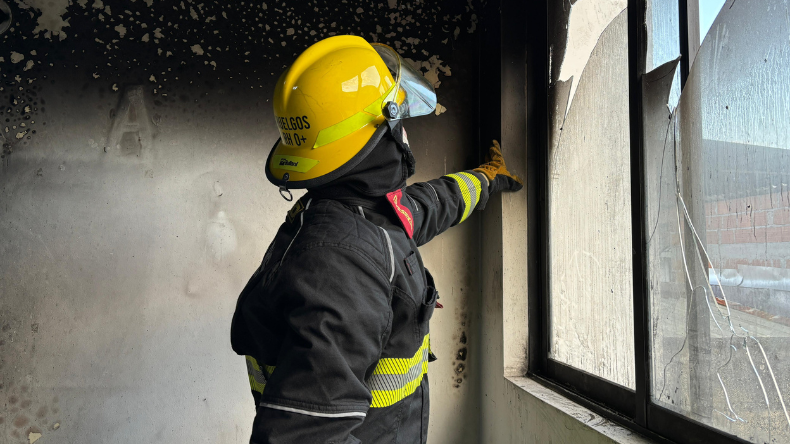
[628,0,650,429]
[678,0,691,87]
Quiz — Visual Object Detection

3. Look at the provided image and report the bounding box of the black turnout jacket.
[231,169,489,444]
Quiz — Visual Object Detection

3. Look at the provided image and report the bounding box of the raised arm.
[405,140,523,246]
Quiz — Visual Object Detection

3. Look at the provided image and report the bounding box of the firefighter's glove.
[474,140,524,197]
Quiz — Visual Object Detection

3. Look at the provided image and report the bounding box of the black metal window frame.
[515,0,752,443]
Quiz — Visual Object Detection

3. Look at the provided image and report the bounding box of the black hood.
[309,121,415,202]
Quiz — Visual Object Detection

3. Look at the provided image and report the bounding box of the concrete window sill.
[505,376,657,444]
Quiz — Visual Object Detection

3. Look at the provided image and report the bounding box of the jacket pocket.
[419,269,439,327]
[390,286,421,346]
[418,287,437,321]
[417,285,437,340]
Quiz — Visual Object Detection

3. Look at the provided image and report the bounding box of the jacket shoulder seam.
[286,242,391,284]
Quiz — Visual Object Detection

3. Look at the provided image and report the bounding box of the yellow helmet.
[265,35,437,190]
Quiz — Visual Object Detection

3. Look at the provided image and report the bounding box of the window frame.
[522,0,752,442]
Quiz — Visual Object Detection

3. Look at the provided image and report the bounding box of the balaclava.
[308,121,415,202]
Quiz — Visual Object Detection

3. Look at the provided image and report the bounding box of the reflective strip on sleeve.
[446,172,482,223]
[367,334,430,408]
[246,355,276,395]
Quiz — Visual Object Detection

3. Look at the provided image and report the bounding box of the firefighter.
[230,35,523,444]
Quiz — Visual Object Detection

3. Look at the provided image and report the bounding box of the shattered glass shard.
[645,0,790,441]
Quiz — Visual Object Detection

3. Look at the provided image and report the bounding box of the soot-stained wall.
[0,1,484,443]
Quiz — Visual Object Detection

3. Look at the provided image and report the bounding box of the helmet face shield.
[372,43,437,120]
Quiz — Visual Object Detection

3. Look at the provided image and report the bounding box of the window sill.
[505,376,657,444]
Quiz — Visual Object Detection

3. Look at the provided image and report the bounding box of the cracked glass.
[646,0,681,109]
[644,0,790,441]
[548,0,635,389]
[699,0,726,42]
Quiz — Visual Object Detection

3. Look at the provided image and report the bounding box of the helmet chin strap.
[279,172,294,202]
[386,120,416,179]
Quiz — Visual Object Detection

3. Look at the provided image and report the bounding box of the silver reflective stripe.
[379,227,394,282]
[405,192,419,213]
[280,198,312,266]
[426,182,440,204]
[366,347,429,392]
[247,360,268,387]
[259,403,367,418]
[454,172,479,210]
[357,206,366,218]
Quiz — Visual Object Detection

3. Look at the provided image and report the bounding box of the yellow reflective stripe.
[247,336,429,408]
[369,362,428,408]
[364,83,396,115]
[446,172,481,223]
[372,334,429,375]
[368,334,430,408]
[313,84,396,148]
[314,112,377,148]
[246,355,275,395]
[248,376,265,394]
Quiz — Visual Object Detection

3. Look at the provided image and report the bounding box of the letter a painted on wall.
[106,85,154,158]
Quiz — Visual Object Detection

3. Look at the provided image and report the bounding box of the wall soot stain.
[1,0,479,160]
[12,414,29,429]
[451,308,469,388]
[456,347,467,361]
[2,1,485,443]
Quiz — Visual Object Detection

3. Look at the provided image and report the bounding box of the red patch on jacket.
[386,189,414,239]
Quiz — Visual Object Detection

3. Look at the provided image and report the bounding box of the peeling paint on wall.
[2,6,485,441]
[14,0,71,39]
[1,0,479,160]
[0,368,61,444]
[406,55,452,88]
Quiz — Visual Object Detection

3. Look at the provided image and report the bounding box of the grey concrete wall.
[0,1,484,443]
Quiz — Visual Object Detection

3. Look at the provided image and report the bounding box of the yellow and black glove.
[474,140,524,205]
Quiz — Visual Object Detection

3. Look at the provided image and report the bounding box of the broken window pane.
[699,0,725,42]
[548,1,635,389]
[646,0,681,109]
[646,0,680,71]
[645,0,790,441]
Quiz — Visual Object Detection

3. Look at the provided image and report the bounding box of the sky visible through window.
[699,0,725,41]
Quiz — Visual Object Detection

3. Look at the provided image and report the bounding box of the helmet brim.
[265,124,389,189]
